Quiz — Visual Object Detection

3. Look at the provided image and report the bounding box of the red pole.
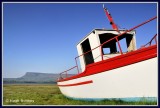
[100,46,103,60]
[116,37,123,54]
[103,6,120,33]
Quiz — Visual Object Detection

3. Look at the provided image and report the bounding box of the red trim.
[58,45,157,82]
[58,80,93,87]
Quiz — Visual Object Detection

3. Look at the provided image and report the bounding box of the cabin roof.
[76,28,134,45]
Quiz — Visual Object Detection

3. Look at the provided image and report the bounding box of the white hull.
[57,57,158,101]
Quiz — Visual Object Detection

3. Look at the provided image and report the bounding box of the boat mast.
[103,4,120,33]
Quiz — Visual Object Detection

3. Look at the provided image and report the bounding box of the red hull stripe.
[58,80,93,87]
[58,45,157,82]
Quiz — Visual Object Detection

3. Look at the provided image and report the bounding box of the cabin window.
[99,33,118,54]
[81,38,94,65]
[99,33,135,55]
[116,38,128,53]
[103,48,110,54]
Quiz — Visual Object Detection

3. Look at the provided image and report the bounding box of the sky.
[3,2,157,78]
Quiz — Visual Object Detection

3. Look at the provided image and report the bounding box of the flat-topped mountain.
[3,72,75,84]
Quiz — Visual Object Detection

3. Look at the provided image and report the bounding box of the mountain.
[3,72,75,84]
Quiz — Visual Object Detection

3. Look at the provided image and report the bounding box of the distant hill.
[3,72,75,84]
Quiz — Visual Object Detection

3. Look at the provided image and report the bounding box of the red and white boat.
[57,6,158,102]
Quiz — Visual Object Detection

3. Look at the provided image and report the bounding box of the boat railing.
[141,34,157,48]
[58,16,157,80]
[59,66,78,80]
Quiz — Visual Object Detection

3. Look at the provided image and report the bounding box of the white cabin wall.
[132,31,137,50]
[76,44,85,72]
[126,31,137,51]
[76,31,102,72]
[76,32,98,72]
[88,32,102,63]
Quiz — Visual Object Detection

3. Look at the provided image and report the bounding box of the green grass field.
[3,84,157,105]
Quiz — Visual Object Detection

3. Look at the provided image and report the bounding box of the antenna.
[103,4,104,8]
[103,4,120,33]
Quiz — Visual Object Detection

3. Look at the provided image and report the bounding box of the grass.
[3,84,157,105]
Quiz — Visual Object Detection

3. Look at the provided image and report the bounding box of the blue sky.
[3,2,157,78]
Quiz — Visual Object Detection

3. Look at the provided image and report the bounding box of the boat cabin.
[77,29,136,72]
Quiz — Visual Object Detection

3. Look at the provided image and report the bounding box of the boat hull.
[57,57,157,101]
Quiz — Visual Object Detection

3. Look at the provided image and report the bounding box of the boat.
[57,5,158,102]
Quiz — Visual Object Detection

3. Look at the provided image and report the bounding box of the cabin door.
[81,38,94,66]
